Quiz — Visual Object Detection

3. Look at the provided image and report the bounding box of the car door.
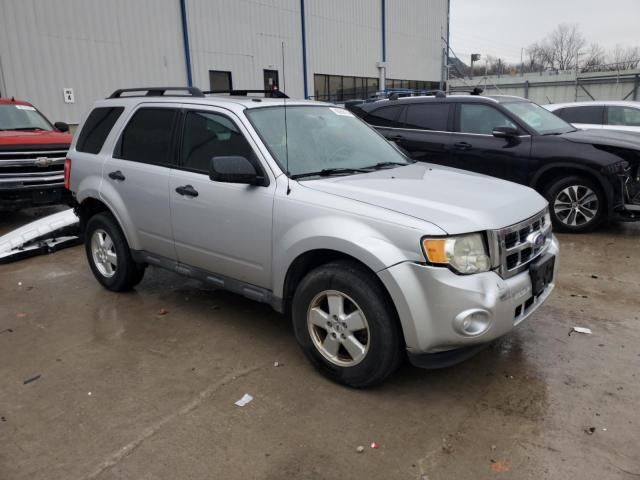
[605,105,640,134]
[452,102,531,184]
[555,105,604,130]
[169,107,275,288]
[103,105,179,260]
[390,102,455,165]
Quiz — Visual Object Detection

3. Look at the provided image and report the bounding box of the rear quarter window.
[556,106,604,125]
[76,107,124,154]
[364,105,404,127]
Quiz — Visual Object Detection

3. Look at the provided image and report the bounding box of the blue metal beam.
[179,0,194,87]
[381,0,386,62]
[300,0,308,98]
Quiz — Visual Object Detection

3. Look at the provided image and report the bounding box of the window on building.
[314,74,379,102]
[606,106,640,126]
[116,108,178,165]
[459,104,516,135]
[404,104,451,131]
[364,105,404,127]
[557,106,604,125]
[209,70,233,92]
[181,111,254,173]
[76,107,124,154]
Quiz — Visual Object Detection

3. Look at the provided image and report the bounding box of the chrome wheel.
[553,185,599,227]
[90,229,117,278]
[307,290,370,367]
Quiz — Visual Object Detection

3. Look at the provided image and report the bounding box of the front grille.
[490,209,552,279]
[0,147,68,188]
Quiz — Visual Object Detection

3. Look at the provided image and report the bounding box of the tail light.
[64,158,71,190]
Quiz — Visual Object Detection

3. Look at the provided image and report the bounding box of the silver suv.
[67,87,559,387]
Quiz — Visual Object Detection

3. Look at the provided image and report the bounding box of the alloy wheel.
[90,229,118,278]
[553,185,599,227]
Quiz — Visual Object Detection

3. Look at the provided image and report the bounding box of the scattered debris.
[584,427,596,435]
[157,308,169,316]
[88,392,92,396]
[0,328,13,335]
[273,361,280,367]
[569,327,592,335]
[591,274,599,279]
[490,459,511,473]
[1,416,6,422]
[356,445,364,453]
[491,444,497,451]
[18,281,22,286]
[16,312,27,318]
[370,442,380,449]
[602,428,607,431]
[234,393,254,407]
[23,374,41,385]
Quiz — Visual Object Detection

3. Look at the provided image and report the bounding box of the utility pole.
[520,48,524,76]
[470,53,481,80]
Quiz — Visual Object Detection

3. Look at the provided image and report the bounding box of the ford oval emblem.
[528,231,545,249]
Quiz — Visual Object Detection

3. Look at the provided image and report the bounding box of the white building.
[0,0,449,124]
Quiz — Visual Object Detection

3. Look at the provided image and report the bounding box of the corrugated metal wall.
[386,0,447,82]
[0,0,447,123]
[0,0,187,123]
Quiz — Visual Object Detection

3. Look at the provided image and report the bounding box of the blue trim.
[300,0,308,98]
[381,0,386,62]
[179,0,193,87]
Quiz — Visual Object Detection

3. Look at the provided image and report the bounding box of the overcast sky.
[450,0,640,64]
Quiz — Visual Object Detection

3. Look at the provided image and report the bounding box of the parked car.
[352,95,640,233]
[544,101,640,135]
[68,86,558,387]
[0,97,72,210]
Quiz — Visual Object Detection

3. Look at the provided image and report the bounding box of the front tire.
[85,213,146,291]
[544,175,606,233]
[292,261,403,388]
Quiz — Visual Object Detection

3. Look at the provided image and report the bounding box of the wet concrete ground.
[1,208,639,479]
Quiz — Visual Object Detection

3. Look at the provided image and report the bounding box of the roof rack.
[203,89,289,99]
[388,89,446,100]
[108,87,205,98]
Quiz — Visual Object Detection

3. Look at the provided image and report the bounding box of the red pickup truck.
[0,97,73,210]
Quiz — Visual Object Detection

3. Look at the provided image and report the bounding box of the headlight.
[422,233,491,274]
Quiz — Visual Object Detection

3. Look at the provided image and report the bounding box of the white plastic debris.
[571,327,593,335]
[356,445,364,453]
[274,361,280,367]
[234,393,253,407]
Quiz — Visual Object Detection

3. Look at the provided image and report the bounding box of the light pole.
[470,53,481,79]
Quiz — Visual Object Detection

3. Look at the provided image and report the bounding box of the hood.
[0,130,72,147]
[300,163,547,234]
[561,129,640,150]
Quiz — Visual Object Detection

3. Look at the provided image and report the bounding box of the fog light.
[453,309,492,337]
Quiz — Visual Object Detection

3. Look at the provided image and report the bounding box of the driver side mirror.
[54,121,70,133]
[209,156,266,186]
[492,126,519,138]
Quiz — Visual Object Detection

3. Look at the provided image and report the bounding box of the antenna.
[282,42,291,195]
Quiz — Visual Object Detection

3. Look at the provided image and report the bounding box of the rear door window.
[459,104,517,135]
[364,106,404,127]
[557,106,604,124]
[606,106,640,127]
[115,108,179,166]
[403,103,451,131]
[181,111,255,173]
[76,107,124,154]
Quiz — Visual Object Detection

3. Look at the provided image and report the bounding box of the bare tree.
[608,44,640,70]
[582,43,606,72]
[526,24,585,71]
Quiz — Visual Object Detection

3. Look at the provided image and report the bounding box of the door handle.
[453,142,472,151]
[108,170,125,181]
[175,185,199,197]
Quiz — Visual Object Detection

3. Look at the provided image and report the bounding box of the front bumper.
[378,235,559,356]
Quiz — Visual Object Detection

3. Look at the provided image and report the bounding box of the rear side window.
[181,111,255,173]
[607,106,640,126]
[364,106,404,127]
[116,108,178,166]
[76,107,124,154]
[557,106,604,124]
[404,103,451,131]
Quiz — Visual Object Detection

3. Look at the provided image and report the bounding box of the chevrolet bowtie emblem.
[34,157,52,167]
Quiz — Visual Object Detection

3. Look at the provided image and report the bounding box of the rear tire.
[544,175,606,233]
[85,213,146,291]
[291,261,403,388]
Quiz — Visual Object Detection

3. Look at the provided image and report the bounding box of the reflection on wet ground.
[0,213,638,479]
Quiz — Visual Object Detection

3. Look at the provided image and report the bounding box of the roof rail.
[203,89,289,99]
[108,87,205,98]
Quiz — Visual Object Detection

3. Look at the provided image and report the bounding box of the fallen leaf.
[490,460,511,473]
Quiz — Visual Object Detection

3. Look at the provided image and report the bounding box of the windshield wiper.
[362,161,413,170]
[291,167,372,179]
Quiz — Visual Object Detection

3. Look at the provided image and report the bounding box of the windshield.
[245,105,411,178]
[0,104,53,131]
[502,101,575,135]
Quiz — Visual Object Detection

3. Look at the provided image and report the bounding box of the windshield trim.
[244,104,412,179]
